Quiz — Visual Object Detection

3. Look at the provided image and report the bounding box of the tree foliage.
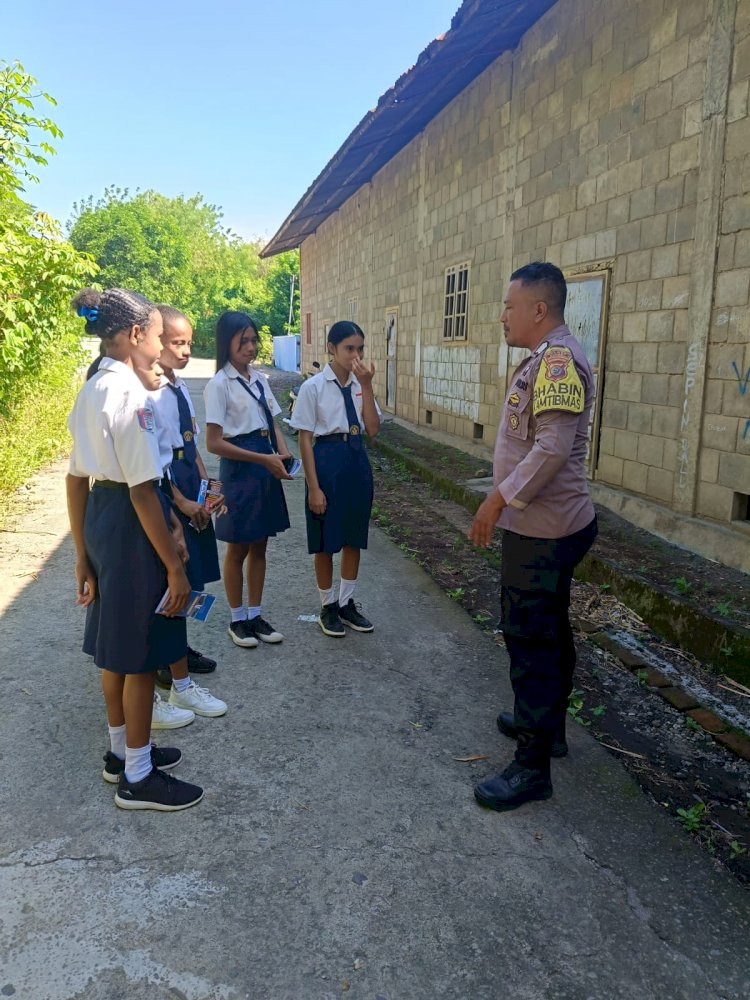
[0,61,97,415]
[68,188,299,357]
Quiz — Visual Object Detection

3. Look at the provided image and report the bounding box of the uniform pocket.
[503,389,532,440]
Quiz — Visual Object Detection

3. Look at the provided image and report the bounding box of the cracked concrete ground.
[1,361,749,1000]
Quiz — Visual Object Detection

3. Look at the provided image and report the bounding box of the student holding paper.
[204,312,293,649]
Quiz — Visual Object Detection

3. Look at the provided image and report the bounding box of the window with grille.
[348,298,359,319]
[443,263,469,341]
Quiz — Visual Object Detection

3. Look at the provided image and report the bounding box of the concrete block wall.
[297,0,749,563]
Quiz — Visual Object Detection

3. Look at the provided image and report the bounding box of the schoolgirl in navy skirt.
[204,312,293,649]
[290,320,381,638]
[67,287,203,812]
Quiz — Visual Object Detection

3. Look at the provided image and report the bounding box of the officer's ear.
[534,299,549,324]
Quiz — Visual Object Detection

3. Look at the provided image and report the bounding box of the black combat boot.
[496,711,568,757]
[473,731,553,812]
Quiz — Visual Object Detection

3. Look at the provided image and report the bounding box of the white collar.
[223,362,259,383]
[323,362,357,388]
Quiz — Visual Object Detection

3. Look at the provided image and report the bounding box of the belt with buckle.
[173,447,185,461]
[315,432,350,443]
[92,479,128,490]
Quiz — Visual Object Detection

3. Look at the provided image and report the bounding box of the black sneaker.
[114,767,204,811]
[319,601,346,637]
[102,745,182,784]
[338,598,374,633]
[496,712,568,758]
[246,616,284,644]
[474,762,553,812]
[187,646,217,673]
[228,620,259,648]
[155,667,172,689]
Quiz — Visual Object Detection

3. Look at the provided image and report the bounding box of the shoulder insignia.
[533,346,584,416]
[508,392,521,408]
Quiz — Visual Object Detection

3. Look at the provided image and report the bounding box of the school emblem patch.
[508,392,521,408]
[350,425,361,435]
[533,346,585,416]
[137,407,155,433]
[183,430,194,443]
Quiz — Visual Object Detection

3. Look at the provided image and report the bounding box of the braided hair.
[71,287,157,340]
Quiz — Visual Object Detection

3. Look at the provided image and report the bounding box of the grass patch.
[0,355,82,528]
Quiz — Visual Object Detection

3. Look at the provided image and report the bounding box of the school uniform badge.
[532,347,584,415]
[183,430,194,442]
[137,407,156,433]
[508,392,521,407]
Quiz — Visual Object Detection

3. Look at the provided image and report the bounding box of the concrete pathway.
[1,362,748,1000]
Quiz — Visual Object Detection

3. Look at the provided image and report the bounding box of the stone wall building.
[263,0,750,572]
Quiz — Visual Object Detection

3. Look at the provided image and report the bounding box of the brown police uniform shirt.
[493,324,595,540]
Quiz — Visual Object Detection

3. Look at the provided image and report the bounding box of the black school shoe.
[245,616,284,644]
[338,599,374,633]
[319,601,346,637]
[187,645,217,673]
[102,745,182,784]
[496,712,568,758]
[474,761,553,812]
[228,620,259,648]
[114,767,204,811]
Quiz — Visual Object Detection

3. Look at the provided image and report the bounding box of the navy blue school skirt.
[305,439,374,554]
[171,455,221,589]
[215,432,291,545]
[82,482,186,674]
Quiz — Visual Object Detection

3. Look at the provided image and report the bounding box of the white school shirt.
[145,377,179,476]
[290,363,382,436]
[203,363,282,438]
[67,358,162,487]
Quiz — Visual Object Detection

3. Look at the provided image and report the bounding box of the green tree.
[68,187,299,357]
[0,62,97,512]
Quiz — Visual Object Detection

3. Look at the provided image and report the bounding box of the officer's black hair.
[71,287,157,340]
[510,261,567,316]
[327,320,365,346]
[215,310,260,371]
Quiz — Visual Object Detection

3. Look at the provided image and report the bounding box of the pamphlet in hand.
[155,589,216,622]
[283,457,302,477]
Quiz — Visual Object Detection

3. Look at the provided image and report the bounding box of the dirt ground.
[363,443,750,887]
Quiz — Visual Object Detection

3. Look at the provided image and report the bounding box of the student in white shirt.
[67,287,204,812]
[290,321,381,637]
[203,312,293,648]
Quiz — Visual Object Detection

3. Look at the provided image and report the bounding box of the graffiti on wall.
[732,361,750,439]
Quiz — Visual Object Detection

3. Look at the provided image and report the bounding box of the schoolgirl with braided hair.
[67,287,204,811]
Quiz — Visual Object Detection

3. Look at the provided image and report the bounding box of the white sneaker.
[151,692,195,730]
[169,680,228,718]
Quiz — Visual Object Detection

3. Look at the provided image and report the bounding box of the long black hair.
[215,311,260,371]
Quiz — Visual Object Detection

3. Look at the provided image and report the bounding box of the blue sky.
[4,1,460,243]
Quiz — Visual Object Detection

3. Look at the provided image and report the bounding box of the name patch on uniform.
[137,407,156,433]
[508,392,521,408]
[533,347,584,416]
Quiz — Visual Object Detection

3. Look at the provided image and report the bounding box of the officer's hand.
[308,487,327,515]
[468,491,506,548]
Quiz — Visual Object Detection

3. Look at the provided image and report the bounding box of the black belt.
[227,429,269,443]
[315,432,354,443]
[92,480,128,491]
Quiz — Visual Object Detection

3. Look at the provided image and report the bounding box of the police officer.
[469,262,598,811]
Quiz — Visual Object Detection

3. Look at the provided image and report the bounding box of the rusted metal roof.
[261,0,557,258]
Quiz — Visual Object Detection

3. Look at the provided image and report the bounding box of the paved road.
[1,361,748,1000]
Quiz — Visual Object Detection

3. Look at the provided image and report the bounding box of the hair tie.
[77,306,99,322]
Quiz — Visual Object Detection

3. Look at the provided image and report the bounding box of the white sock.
[108,723,126,761]
[231,605,247,623]
[319,586,336,607]
[124,742,152,784]
[172,675,191,694]
[339,578,356,607]
[247,606,261,621]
